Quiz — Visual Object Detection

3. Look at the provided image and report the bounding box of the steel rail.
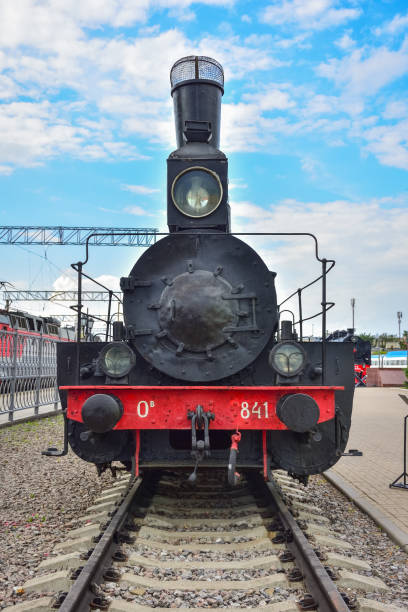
[58,476,143,612]
[250,472,351,612]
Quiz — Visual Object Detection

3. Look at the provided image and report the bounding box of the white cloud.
[230,197,408,334]
[124,205,156,216]
[197,34,286,80]
[0,100,145,170]
[0,165,13,175]
[383,101,408,120]
[363,120,408,170]
[260,0,360,31]
[0,6,286,168]
[317,40,408,98]
[304,94,340,115]
[274,33,311,49]
[229,179,248,190]
[300,156,321,178]
[0,1,236,45]
[122,184,160,195]
[243,88,295,111]
[335,32,355,50]
[374,13,408,37]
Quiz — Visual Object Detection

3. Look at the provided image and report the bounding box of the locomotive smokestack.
[170,56,224,150]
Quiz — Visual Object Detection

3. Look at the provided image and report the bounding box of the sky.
[0,0,407,338]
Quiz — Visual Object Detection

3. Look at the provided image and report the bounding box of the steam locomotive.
[326,329,371,387]
[52,57,355,483]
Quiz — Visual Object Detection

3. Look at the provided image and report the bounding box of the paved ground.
[0,402,61,426]
[331,387,408,535]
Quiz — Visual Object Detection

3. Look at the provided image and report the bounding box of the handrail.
[71,229,336,380]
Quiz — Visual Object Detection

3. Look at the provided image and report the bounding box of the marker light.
[172,166,222,218]
[269,341,306,377]
[99,342,135,378]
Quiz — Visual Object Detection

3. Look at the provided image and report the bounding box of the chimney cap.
[170,56,224,91]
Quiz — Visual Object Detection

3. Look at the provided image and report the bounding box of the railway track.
[6,470,400,612]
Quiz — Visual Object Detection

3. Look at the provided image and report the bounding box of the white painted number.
[240,402,250,419]
[240,401,269,419]
[137,400,149,418]
[252,401,261,418]
[263,402,269,418]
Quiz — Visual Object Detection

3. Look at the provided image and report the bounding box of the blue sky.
[0,0,407,337]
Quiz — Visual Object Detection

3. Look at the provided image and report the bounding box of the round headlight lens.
[172,167,222,218]
[99,342,135,378]
[269,342,306,377]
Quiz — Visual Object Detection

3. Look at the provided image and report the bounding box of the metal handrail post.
[9,331,18,422]
[34,333,43,415]
[105,290,113,341]
[297,288,303,341]
[76,261,82,385]
[321,259,327,384]
[53,338,59,411]
[389,395,408,490]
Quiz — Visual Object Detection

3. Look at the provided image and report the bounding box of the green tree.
[359,333,375,345]
[377,333,399,349]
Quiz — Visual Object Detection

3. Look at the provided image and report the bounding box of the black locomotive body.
[327,329,371,387]
[56,56,355,481]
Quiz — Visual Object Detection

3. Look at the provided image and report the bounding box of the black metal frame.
[389,395,408,491]
[71,230,335,386]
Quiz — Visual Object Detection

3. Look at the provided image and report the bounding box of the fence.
[0,329,60,422]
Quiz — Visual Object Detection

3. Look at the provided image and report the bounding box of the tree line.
[357,331,408,350]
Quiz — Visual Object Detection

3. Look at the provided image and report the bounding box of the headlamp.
[99,342,135,378]
[172,166,222,218]
[269,341,306,377]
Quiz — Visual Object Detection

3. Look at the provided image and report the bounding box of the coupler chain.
[187,405,214,484]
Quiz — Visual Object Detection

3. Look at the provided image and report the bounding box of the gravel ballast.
[289,475,408,609]
[0,415,116,609]
[0,416,407,610]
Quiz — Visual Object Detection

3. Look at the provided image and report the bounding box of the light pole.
[397,311,402,339]
[351,298,355,331]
